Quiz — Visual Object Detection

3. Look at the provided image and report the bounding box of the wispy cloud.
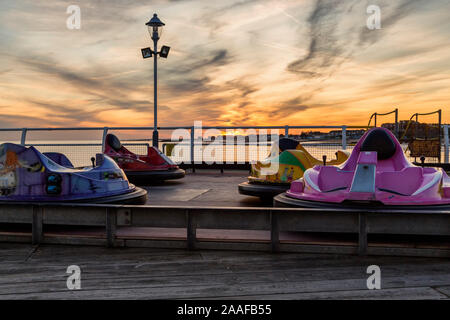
[287,0,359,78]
[359,0,428,45]
[0,0,449,130]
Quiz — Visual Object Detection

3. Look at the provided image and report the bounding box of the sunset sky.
[0,0,449,130]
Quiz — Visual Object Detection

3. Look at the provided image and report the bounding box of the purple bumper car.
[0,143,147,204]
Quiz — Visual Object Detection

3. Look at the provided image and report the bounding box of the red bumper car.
[104,134,185,184]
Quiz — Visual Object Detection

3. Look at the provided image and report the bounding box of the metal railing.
[368,108,399,136]
[0,125,448,167]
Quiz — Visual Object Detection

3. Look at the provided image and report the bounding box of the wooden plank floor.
[143,169,268,207]
[0,243,450,299]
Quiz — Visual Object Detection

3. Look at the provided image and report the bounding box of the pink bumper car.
[274,128,450,210]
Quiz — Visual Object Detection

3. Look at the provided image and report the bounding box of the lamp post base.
[152,130,159,148]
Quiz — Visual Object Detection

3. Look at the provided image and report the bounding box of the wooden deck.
[1,170,450,300]
[143,169,266,207]
[1,243,450,299]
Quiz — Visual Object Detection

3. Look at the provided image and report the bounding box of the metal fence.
[0,125,448,167]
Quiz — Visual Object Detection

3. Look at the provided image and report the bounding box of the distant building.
[382,121,441,140]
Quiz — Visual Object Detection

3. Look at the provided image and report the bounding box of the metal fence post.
[101,127,109,153]
[190,126,195,172]
[394,108,399,138]
[20,128,27,146]
[342,125,347,150]
[444,124,449,163]
[438,110,442,163]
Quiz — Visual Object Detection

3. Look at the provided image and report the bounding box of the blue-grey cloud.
[287,0,357,78]
[359,0,428,45]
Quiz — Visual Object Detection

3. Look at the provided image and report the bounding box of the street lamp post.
[141,13,170,147]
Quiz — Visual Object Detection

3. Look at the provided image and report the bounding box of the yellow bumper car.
[238,138,349,199]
